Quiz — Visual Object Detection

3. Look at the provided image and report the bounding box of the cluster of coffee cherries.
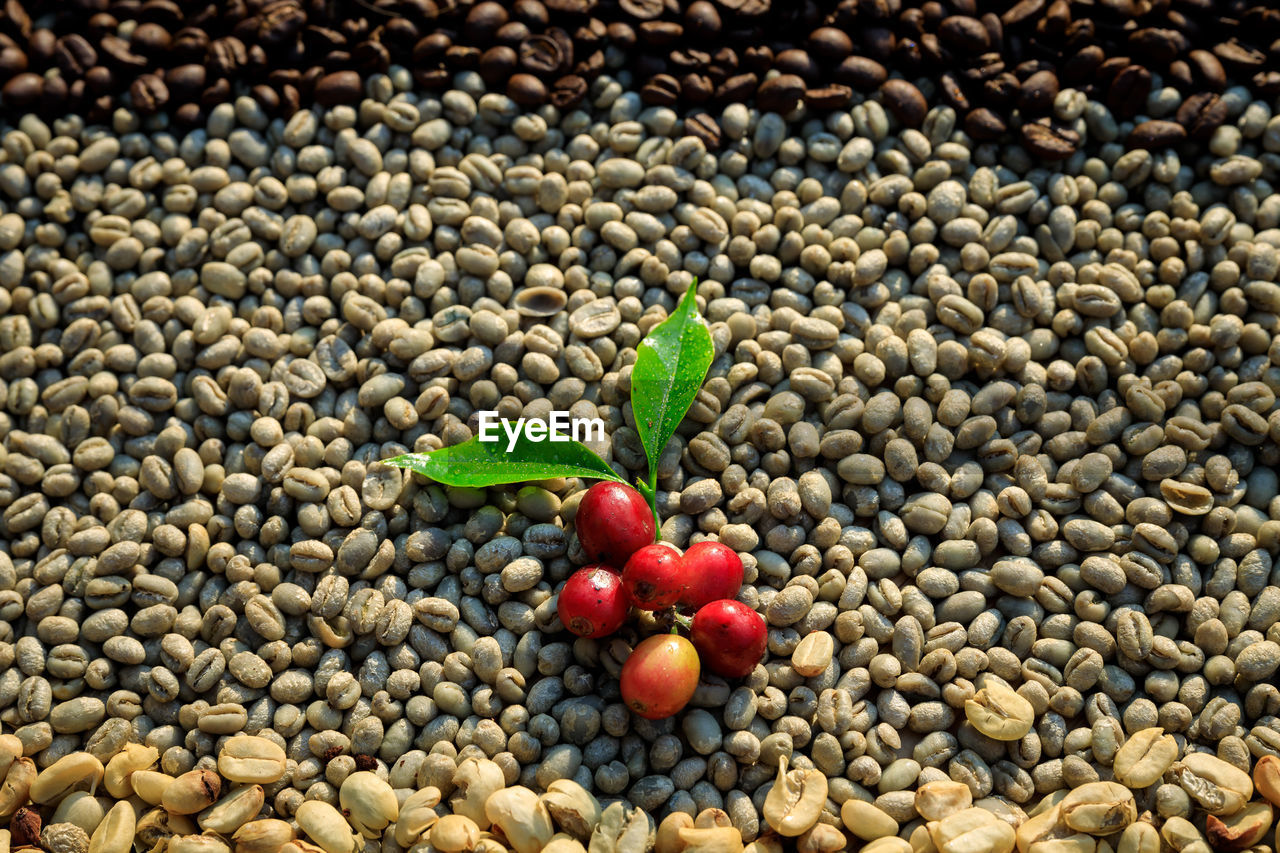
[556,482,768,719]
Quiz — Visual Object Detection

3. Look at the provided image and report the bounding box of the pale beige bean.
[0,758,36,818]
[1160,817,1202,851]
[131,771,175,806]
[199,785,265,834]
[1016,806,1066,853]
[218,736,286,785]
[30,753,104,804]
[930,808,1016,853]
[792,631,834,677]
[866,838,916,853]
[543,836,591,853]
[162,769,222,815]
[1254,755,1280,806]
[910,825,936,853]
[974,799,1027,830]
[1116,822,1159,853]
[964,684,1034,741]
[136,807,198,852]
[916,782,974,822]
[762,756,827,837]
[799,824,846,853]
[50,791,107,835]
[1059,783,1136,835]
[842,799,899,840]
[88,801,135,853]
[450,757,505,829]
[1028,836,1096,853]
[394,788,441,848]
[1171,753,1253,816]
[1112,729,1176,789]
[431,815,482,853]
[338,772,398,839]
[103,744,158,799]
[280,842,329,853]
[658,812,695,853]
[540,779,602,842]
[296,800,360,853]
[233,819,296,853]
[676,825,746,853]
[485,787,555,853]
[168,836,233,853]
[0,734,21,781]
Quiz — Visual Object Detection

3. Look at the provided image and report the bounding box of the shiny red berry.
[690,599,767,678]
[575,482,655,567]
[622,543,687,611]
[557,565,630,639]
[678,541,744,611]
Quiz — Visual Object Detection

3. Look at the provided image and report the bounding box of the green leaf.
[632,283,714,481]
[386,431,625,488]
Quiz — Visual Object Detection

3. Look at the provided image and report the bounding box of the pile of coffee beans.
[0,1,1279,852]
[2,0,1279,153]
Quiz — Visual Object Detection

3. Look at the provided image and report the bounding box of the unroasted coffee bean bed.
[1,3,1280,853]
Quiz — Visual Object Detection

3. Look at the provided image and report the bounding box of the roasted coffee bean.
[774,49,818,81]
[836,55,887,90]
[638,21,682,47]
[1107,63,1152,118]
[681,73,713,103]
[880,78,927,127]
[964,107,1007,138]
[715,73,757,103]
[619,0,664,21]
[1187,49,1227,89]
[2,71,41,106]
[757,73,805,114]
[165,64,206,99]
[1061,44,1104,83]
[1129,27,1185,65]
[518,35,561,75]
[939,15,990,52]
[1214,39,1266,68]
[130,74,169,114]
[1018,70,1058,113]
[54,34,96,76]
[805,84,853,109]
[1001,0,1047,26]
[463,2,508,41]
[0,45,26,75]
[131,23,172,57]
[1128,120,1187,149]
[718,0,770,15]
[684,3,721,40]
[808,26,851,61]
[982,72,1020,108]
[935,72,970,110]
[1021,120,1078,159]
[549,73,587,108]
[507,72,546,104]
[441,45,479,70]
[1176,92,1228,140]
[314,70,361,105]
[478,45,517,82]
[742,45,773,71]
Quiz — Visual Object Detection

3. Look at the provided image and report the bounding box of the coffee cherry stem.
[634,473,661,541]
